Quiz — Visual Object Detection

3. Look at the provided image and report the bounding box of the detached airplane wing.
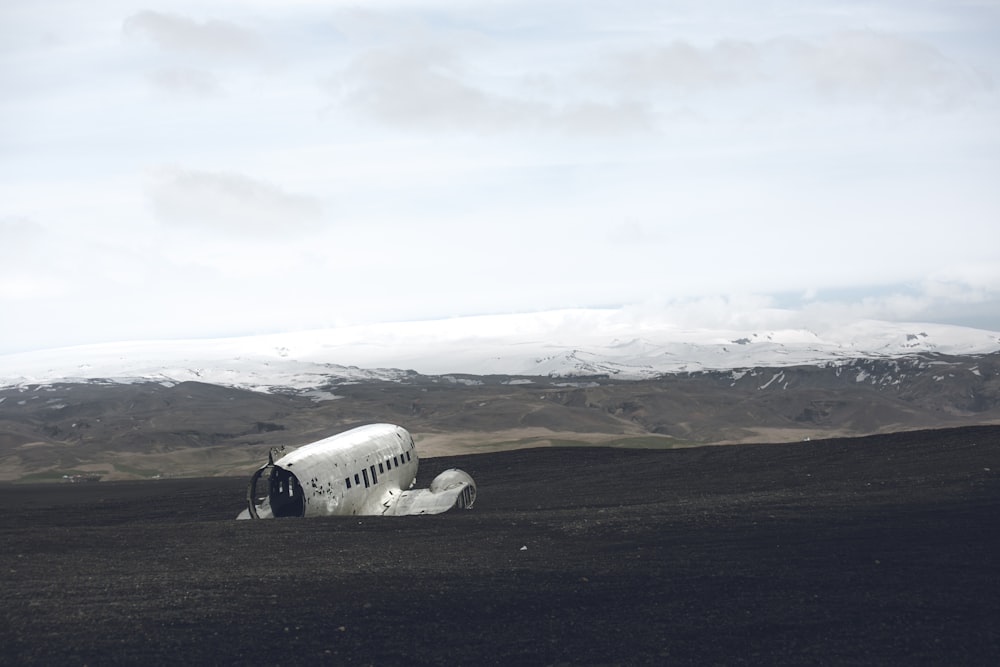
[384,469,477,516]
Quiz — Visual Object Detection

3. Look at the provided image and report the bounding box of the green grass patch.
[545,436,685,449]
[604,436,696,449]
[476,437,549,449]
[18,469,107,482]
[480,435,694,450]
[112,463,163,477]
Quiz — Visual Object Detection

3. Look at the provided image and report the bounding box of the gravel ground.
[2,425,998,665]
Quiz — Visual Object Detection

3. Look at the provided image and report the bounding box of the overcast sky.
[2,0,999,354]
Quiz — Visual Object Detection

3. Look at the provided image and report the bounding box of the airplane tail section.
[386,468,477,516]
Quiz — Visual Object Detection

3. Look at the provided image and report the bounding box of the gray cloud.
[147,68,222,96]
[331,45,653,135]
[0,217,76,301]
[793,31,983,106]
[601,39,761,90]
[595,31,985,109]
[147,167,323,235]
[331,29,981,136]
[334,45,540,131]
[551,99,655,135]
[0,216,45,254]
[123,10,262,59]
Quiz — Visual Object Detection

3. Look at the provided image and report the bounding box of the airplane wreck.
[237,423,476,519]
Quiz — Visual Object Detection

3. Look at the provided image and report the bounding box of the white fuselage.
[240,423,476,519]
[253,424,419,518]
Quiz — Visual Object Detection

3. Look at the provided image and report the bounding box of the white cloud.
[0,274,68,300]
[0,218,69,300]
[146,167,324,236]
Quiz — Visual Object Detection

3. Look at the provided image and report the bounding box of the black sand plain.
[2,425,999,665]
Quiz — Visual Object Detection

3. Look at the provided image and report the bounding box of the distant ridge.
[2,351,998,481]
[2,311,999,394]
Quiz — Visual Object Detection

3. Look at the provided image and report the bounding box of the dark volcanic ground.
[2,426,999,665]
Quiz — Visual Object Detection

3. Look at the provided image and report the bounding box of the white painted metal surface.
[237,424,476,519]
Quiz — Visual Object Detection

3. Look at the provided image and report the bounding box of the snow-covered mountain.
[1,310,999,394]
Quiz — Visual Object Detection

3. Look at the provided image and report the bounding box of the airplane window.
[362,469,370,488]
[379,462,384,474]
[386,459,392,470]
[354,473,360,486]
[370,465,378,484]
[406,451,411,462]
[345,477,351,489]
[393,456,399,466]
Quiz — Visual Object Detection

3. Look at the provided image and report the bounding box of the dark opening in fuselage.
[268,466,304,518]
